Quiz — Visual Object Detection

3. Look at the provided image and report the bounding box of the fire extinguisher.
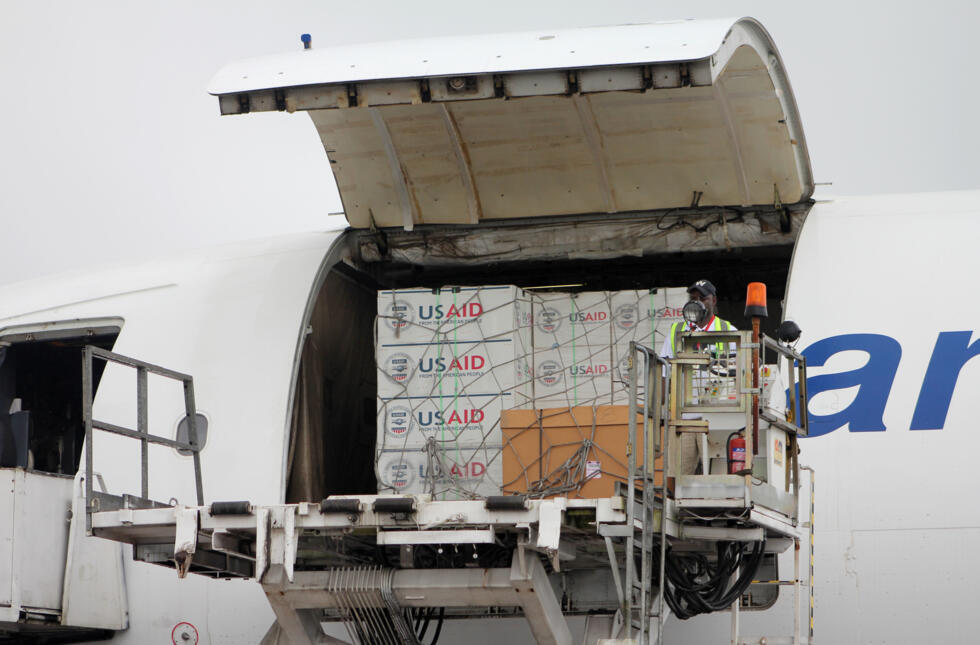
[727,432,746,474]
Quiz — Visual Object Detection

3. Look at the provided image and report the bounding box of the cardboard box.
[377,339,532,402]
[611,287,689,403]
[611,343,657,404]
[648,287,689,348]
[610,288,688,348]
[377,394,505,450]
[609,290,652,347]
[531,345,613,408]
[501,406,662,499]
[374,286,681,501]
[532,292,612,349]
[378,286,531,344]
[376,443,503,500]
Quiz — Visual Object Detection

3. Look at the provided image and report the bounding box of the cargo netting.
[374,286,687,500]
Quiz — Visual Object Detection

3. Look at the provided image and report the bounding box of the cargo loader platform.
[90,490,804,645]
[82,325,813,645]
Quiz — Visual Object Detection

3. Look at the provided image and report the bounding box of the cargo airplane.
[0,16,975,645]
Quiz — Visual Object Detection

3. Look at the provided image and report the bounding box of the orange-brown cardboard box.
[501,405,662,499]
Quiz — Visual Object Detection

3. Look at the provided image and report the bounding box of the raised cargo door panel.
[211,18,813,229]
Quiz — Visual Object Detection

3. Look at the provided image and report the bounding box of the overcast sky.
[2,1,978,286]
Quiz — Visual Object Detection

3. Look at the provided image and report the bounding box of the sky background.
[2,0,978,286]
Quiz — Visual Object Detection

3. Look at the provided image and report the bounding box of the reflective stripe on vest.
[670,317,733,355]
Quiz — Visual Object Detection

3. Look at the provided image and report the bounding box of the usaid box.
[610,290,653,347]
[532,345,613,408]
[532,292,613,349]
[377,339,532,404]
[377,394,506,451]
[611,287,689,403]
[610,288,689,348]
[378,286,531,344]
[649,287,688,347]
[376,443,503,500]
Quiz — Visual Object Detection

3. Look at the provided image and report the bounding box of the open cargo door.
[209,17,812,230]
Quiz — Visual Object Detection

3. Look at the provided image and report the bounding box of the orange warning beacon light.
[744,282,768,318]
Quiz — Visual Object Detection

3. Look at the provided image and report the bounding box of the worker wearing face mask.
[659,279,736,475]
[659,279,736,360]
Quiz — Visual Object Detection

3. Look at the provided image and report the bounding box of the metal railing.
[761,335,809,437]
[82,345,204,531]
[625,341,670,645]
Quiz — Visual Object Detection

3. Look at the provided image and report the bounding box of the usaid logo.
[383,300,413,331]
[384,353,413,383]
[536,307,562,334]
[569,310,608,324]
[421,459,487,482]
[418,302,483,320]
[537,360,564,387]
[417,408,485,427]
[418,355,487,373]
[385,405,413,438]
[614,303,640,330]
[571,362,609,376]
[380,457,415,490]
[653,306,684,322]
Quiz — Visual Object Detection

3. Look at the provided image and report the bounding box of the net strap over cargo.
[375,287,687,499]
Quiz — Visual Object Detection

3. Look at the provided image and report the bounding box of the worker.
[659,279,736,476]
[659,279,736,360]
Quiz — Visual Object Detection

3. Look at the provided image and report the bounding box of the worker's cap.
[688,280,717,298]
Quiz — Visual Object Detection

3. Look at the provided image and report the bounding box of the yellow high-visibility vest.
[670,317,735,356]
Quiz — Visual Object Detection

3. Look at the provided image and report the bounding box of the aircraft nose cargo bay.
[32,17,818,645]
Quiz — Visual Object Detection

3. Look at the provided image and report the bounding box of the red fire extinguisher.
[728,433,746,474]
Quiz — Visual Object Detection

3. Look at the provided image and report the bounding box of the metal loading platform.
[85,329,813,645]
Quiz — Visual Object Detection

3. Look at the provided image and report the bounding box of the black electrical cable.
[428,607,445,645]
[415,607,433,642]
[659,540,766,620]
[710,540,765,610]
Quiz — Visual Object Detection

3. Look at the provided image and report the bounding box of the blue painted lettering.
[910,331,980,430]
[799,334,901,438]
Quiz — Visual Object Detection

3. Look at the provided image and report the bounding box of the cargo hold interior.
[284,204,810,503]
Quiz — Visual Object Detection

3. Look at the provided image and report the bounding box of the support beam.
[394,567,518,607]
[261,560,570,645]
[269,567,519,610]
[440,104,482,224]
[713,77,752,207]
[511,554,572,645]
[369,107,417,231]
[262,567,349,645]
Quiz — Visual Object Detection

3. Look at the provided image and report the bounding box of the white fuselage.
[1,192,978,643]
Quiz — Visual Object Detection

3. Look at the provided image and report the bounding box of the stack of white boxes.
[529,289,690,405]
[375,285,690,499]
[531,292,614,407]
[375,286,532,499]
[610,288,689,402]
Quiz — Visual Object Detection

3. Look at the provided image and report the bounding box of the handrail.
[626,341,670,645]
[761,335,809,437]
[82,345,204,532]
